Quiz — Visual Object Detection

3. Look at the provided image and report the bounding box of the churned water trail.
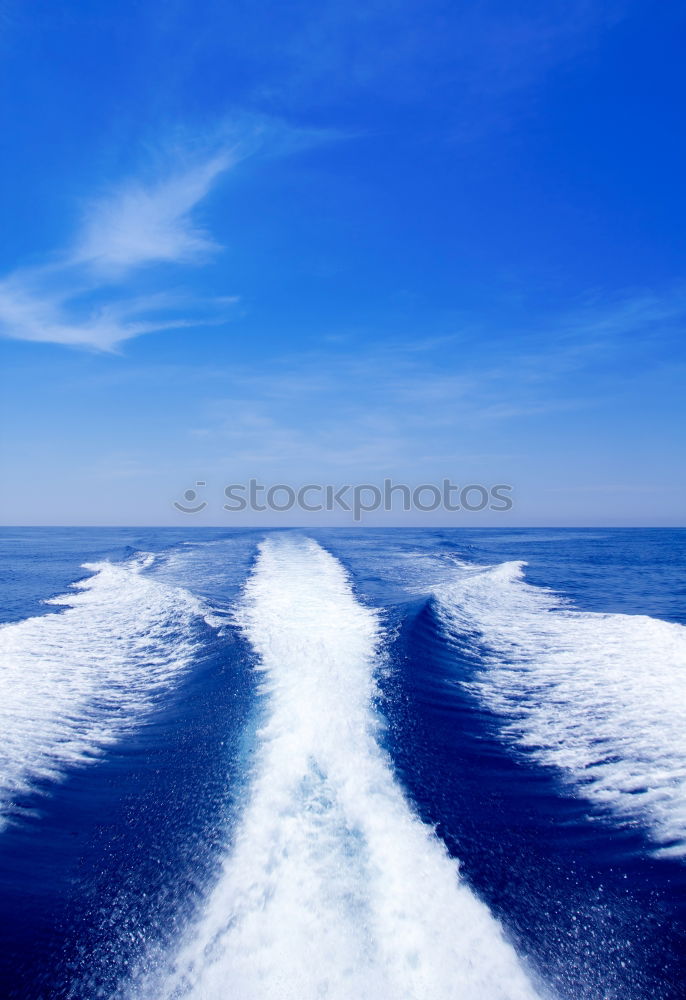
[0,553,211,828]
[136,536,544,1000]
[433,558,686,857]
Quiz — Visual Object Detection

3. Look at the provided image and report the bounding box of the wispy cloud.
[73,153,233,275]
[0,114,336,350]
[243,0,628,139]
[177,284,686,478]
[0,151,235,350]
[0,102,300,352]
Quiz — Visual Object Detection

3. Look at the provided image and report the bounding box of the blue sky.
[0,0,684,525]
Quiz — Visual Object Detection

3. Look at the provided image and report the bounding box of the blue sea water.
[0,527,684,999]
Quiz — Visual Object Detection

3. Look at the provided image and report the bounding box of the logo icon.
[173,481,208,514]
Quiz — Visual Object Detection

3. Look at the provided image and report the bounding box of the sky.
[0,0,684,526]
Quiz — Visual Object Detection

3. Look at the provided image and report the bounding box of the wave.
[433,559,686,858]
[136,536,543,1000]
[0,553,210,828]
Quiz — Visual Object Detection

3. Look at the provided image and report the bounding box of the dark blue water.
[0,527,684,999]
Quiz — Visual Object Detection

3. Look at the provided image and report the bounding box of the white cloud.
[175,287,685,478]
[0,276,208,350]
[0,115,331,349]
[74,153,232,274]
[0,150,235,349]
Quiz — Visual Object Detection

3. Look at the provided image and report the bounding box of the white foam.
[138,537,543,1000]
[433,560,686,858]
[0,553,209,827]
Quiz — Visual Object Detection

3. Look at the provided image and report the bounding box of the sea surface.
[0,527,684,999]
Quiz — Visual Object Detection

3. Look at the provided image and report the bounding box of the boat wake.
[433,558,686,858]
[135,536,543,1000]
[0,553,210,827]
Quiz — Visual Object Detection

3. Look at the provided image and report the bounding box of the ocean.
[0,527,684,999]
